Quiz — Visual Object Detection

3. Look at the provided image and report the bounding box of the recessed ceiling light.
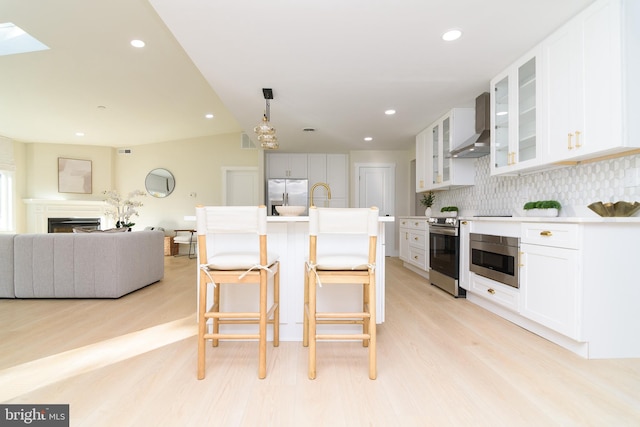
[364,137,373,142]
[442,29,462,42]
[384,109,396,115]
[130,39,145,48]
[75,132,85,137]
[205,113,214,119]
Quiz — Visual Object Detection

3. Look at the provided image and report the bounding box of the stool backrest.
[196,205,267,236]
[309,207,379,236]
[308,207,379,264]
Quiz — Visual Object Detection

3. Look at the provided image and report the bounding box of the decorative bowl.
[587,201,640,217]
[275,205,306,216]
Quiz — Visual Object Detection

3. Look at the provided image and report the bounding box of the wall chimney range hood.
[449,92,491,158]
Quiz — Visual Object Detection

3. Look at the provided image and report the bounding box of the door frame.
[222,167,259,206]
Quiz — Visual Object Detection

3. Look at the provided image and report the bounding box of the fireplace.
[24,199,109,233]
[48,217,101,233]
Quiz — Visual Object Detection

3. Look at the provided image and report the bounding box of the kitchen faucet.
[310,182,331,207]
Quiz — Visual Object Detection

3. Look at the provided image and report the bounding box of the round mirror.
[145,168,175,198]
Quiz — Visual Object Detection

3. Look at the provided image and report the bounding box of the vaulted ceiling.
[1,0,595,152]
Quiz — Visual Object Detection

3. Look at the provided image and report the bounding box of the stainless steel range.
[428,217,465,298]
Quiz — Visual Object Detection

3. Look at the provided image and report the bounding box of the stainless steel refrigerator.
[267,179,308,215]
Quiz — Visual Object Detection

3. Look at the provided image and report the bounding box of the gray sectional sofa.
[0,230,164,298]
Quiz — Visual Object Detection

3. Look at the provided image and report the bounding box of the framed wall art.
[58,157,92,194]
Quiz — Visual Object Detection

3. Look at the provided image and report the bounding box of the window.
[0,170,14,232]
[0,137,15,232]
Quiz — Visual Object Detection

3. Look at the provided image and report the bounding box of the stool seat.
[204,252,279,270]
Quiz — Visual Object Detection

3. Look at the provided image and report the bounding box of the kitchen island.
[199,215,394,342]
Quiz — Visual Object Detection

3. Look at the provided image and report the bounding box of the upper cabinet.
[490,0,639,176]
[307,153,348,207]
[416,108,476,191]
[490,49,544,175]
[415,130,428,192]
[543,0,639,163]
[266,153,308,178]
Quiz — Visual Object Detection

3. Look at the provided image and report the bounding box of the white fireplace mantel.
[23,199,110,233]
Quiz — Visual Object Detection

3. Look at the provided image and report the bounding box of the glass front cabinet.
[490,48,544,175]
[422,108,475,190]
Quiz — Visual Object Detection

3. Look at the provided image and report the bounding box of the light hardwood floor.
[1,256,639,426]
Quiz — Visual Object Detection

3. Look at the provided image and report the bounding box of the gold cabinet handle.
[404,232,408,240]
[414,222,419,226]
[540,230,552,236]
[518,251,524,267]
[401,221,407,226]
[487,288,496,295]
[575,130,581,148]
[461,221,468,225]
[413,255,418,260]
[419,180,424,189]
[413,236,419,241]
[567,133,574,150]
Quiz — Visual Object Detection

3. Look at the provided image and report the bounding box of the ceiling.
[1,0,595,153]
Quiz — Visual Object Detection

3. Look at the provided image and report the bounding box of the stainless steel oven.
[469,233,520,288]
[428,217,465,298]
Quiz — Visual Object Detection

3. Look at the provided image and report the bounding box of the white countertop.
[398,215,640,223]
[460,216,640,224]
[268,216,395,223]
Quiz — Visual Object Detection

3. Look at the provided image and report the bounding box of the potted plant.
[523,200,561,217]
[420,191,435,217]
[103,190,146,229]
[440,206,458,217]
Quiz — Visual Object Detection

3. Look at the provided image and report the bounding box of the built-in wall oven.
[428,217,465,298]
[469,233,520,288]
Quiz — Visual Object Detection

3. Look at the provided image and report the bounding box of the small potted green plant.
[420,191,435,217]
[523,200,561,217]
[440,206,459,217]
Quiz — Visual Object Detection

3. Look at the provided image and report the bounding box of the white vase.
[424,207,432,217]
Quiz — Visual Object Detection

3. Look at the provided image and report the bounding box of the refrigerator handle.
[285,193,289,205]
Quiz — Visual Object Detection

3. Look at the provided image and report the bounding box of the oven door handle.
[429,227,458,237]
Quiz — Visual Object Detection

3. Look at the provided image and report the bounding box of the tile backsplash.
[432,153,640,217]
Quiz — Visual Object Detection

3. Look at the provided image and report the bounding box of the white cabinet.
[267,153,308,178]
[415,130,428,192]
[490,48,544,175]
[544,0,639,163]
[398,217,429,273]
[307,154,348,208]
[419,108,476,190]
[520,223,582,339]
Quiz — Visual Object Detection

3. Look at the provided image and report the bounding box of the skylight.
[0,22,50,56]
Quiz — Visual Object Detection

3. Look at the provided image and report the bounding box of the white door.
[223,167,259,206]
[356,163,396,256]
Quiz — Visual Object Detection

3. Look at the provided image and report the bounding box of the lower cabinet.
[465,219,640,359]
[519,243,581,340]
[398,217,429,273]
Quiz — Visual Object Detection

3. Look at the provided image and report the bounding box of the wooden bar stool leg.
[212,284,220,347]
[308,269,317,380]
[274,266,280,347]
[258,270,267,379]
[363,282,369,347]
[303,265,309,347]
[369,277,377,380]
[197,278,207,380]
